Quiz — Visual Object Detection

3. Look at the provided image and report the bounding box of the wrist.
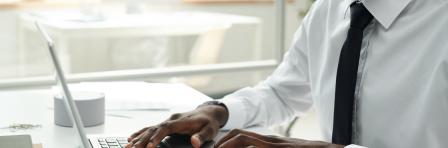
[198,101,229,128]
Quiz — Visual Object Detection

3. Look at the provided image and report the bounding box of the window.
[0,0,303,94]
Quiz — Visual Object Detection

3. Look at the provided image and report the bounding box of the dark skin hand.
[125,105,228,148]
[214,129,344,148]
[126,104,344,148]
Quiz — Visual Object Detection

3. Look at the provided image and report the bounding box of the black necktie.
[332,2,373,145]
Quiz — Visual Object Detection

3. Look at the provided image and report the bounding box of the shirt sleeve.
[220,12,314,129]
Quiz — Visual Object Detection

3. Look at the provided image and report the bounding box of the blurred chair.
[173,25,229,87]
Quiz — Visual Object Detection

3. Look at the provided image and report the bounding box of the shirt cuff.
[345,144,367,148]
[220,98,247,130]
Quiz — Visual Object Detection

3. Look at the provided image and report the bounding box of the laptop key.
[108,142,119,146]
[106,138,117,142]
[118,140,128,144]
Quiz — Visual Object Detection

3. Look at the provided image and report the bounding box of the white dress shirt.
[220,0,448,147]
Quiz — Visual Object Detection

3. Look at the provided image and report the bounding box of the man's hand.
[125,105,228,148]
[214,129,344,148]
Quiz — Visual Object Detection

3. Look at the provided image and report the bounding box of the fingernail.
[194,135,201,142]
[193,135,202,147]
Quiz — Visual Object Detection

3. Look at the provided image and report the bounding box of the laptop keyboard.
[97,137,129,148]
[95,137,187,148]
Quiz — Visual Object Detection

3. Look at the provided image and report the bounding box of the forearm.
[220,82,311,129]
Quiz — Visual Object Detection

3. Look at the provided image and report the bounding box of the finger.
[216,129,284,147]
[215,129,265,147]
[128,113,183,142]
[126,133,144,148]
[131,112,211,148]
[133,131,152,148]
[127,128,157,148]
[214,129,242,147]
[146,128,169,148]
[146,116,208,148]
[128,127,149,142]
[191,125,219,148]
[217,133,275,148]
[237,130,283,143]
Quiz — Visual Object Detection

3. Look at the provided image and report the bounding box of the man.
[126,0,448,147]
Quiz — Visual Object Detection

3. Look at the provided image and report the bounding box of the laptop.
[35,21,214,148]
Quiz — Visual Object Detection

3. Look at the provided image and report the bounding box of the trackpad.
[159,134,214,148]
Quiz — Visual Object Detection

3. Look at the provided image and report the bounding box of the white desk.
[0,84,272,148]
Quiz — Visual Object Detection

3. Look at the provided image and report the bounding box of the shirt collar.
[345,0,412,29]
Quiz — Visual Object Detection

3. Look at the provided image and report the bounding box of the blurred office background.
[0,0,320,140]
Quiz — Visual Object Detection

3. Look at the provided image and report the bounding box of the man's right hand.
[125,104,228,148]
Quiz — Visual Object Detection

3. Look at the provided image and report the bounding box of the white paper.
[51,82,212,111]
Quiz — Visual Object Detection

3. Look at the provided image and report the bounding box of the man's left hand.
[214,129,344,148]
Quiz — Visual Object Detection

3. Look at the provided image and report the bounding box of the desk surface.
[0,85,272,148]
[0,89,177,148]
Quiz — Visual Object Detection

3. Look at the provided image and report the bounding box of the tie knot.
[349,2,373,30]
